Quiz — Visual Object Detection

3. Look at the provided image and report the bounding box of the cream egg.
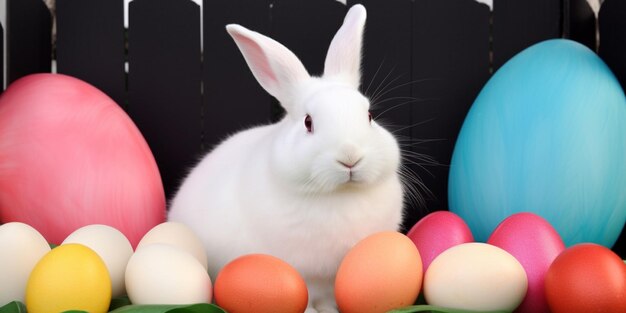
[136,222,207,270]
[62,224,133,297]
[125,243,212,304]
[424,242,527,312]
[0,222,51,305]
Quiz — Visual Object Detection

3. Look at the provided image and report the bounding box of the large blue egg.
[448,39,626,248]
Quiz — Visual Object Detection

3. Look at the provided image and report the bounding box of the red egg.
[407,211,473,273]
[487,212,565,313]
[0,74,166,247]
[545,243,626,313]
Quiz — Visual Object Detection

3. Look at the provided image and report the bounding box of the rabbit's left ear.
[323,4,367,89]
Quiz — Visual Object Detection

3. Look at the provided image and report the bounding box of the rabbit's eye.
[304,114,314,133]
[368,111,373,123]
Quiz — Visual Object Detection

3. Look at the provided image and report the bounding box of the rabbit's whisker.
[398,138,446,146]
[373,98,422,118]
[401,154,436,179]
[390,118,437,135]
[371,78,439,105]
[368,66,399,104]
[401,148,438,168]
[364,58,387,96]
[397,165,432,210]
[370,75,402,105]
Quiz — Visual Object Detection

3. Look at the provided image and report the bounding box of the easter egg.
[214,254,308,313]
[407,211,473,274]
[62,224,134,297]
[544,243,626,313]
[125,243,212,305]
[335,231,422,313]
[449,39,626,247]
[0,73,166,247]
[424,242,527,312]
[487,212,565,313]
[0,222,50,306]
[136,222,207,270]
[25,244,111,313]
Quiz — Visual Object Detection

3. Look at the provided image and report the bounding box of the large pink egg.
[487,212,565,313]
[0,74,166,247]
[407,211,474,273]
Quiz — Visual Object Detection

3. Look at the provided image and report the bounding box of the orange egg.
[545,243,626,313]
[214,254,308,313]
[335,231,422,313]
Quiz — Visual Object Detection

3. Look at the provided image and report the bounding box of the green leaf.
[168,304,226,313]
[0,301,27,313]
[387,305,511,313]
[108,303,226,313]
[109,296,132,311]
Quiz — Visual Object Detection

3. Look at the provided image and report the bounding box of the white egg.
[0,222,51,305]
[424,242,528,312]
[62,224,133,297]
[136,222,207,270]
[125,243,212,304]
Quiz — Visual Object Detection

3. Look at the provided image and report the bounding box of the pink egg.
[407,211,474,273]
[487,212,565,313]
[0,74,166,247]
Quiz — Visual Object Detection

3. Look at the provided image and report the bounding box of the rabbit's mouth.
[337,157,365,183]
[342,169,367,186]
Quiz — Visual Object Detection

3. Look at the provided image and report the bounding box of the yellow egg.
[25,243,112,313]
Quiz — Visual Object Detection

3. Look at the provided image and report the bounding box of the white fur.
[168,5,404,312]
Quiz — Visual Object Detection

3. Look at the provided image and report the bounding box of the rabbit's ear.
[227,24,310,106]
[323,4,367,89]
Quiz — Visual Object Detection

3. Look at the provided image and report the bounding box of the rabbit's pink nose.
[338,158,362,169]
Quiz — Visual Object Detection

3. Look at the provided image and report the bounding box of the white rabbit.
[168,5,405,313]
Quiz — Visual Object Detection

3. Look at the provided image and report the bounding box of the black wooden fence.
[1,0,625,256]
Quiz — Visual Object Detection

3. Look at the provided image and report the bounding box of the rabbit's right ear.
[226,24,310,107]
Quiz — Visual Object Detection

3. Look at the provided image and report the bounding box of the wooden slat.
[349,0,416,229]
[492,0,561,69]
[6,0,51,84]
[56,0,126,108]
[202,0,272,151]
[411,0,491,220]
[271,0,346,77]
[565,0,597,51]
[599,0,626,90]
[598,0,626,258]
[128,0,202,199]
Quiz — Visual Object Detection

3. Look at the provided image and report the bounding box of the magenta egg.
[407,211,474,273]
[487,212,565,313]
[0,74,166,247]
